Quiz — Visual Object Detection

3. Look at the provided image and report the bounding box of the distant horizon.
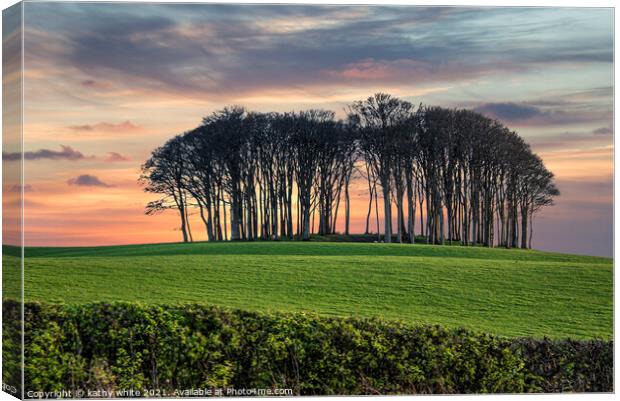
[1,3,612,257]
[3,237,612,260]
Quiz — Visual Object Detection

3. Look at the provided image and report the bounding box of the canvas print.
[1,1,613,398]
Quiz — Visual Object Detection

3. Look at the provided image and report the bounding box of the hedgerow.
[2,300,612,396]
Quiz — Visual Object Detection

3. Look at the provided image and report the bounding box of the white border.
[0,1,616,401]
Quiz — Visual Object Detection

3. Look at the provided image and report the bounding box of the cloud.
[22,4,612,100]
[475,102,542,121]
[473,102,609,127]
[593,127,612,135]
[80,79,112,89]
[67,174,114,188]
[105,152,130,162]
[4,198,42,208]
[8,184,34,193]
[3,145,88,161]
[526,129,612,152]
[68,120,141,132]
[324,58,483,86]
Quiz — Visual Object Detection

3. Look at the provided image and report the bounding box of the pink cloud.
[325,58,511,84]
[105,152,130,162]
[328,58,429,81]
[68,120,141,133]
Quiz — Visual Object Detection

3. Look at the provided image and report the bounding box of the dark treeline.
[140,93,558,248]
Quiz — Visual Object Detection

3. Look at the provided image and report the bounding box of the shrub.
[1,300,612,396]
[513,338,613,392]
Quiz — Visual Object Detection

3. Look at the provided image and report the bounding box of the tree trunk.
[287,186,294,240]
[521,206,528,249]
[185,204,193,242]
[510,203,518,248]
[302,203,311,241]
[406,172,415,244]
[382,176,392,243]
[230,196,240,241]
[178,202,188,243]
[199,203,214,241]
[396,183,404,243]
[374,182,381,241]
[528,212,534,249]
[344,176,350,235]
[365,185,373,234]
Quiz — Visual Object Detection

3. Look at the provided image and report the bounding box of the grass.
[2,241,613,339]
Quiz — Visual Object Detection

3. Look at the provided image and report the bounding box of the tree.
[140,135,193,243]
[349,93,414,243]
[141,94,558,249]
[290,110,334,240]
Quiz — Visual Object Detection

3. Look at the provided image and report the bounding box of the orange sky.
[2,3,613,256]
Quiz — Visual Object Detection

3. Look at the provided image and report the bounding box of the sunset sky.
[3,3,613,256]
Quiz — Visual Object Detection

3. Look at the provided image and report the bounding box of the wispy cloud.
[68,120,141,132]
[475,102,543,121]
[3,145,89,161]
[473,102,608,126]
[80,79,113,90]
[105,152,130,162]
[67,174,114,188]
[8,184,34,192]
[593,127,612,135]
[474,101,611,126]
[527,130,612,152]
[23,4,612,100]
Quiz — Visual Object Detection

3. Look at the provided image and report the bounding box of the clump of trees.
[140,93,558,249]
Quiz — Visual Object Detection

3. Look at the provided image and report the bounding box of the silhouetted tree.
[140,135,193,242]
[141,94,558,248]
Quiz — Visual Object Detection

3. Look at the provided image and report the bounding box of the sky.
[2,3,614,256]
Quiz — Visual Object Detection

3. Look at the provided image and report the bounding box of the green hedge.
[2,300,612,396]
[2,299,22,397]
[513,338,613,392]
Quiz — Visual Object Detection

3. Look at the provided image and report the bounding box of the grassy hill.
[3,241,612,339]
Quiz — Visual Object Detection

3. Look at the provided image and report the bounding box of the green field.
[3,241,613,339]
